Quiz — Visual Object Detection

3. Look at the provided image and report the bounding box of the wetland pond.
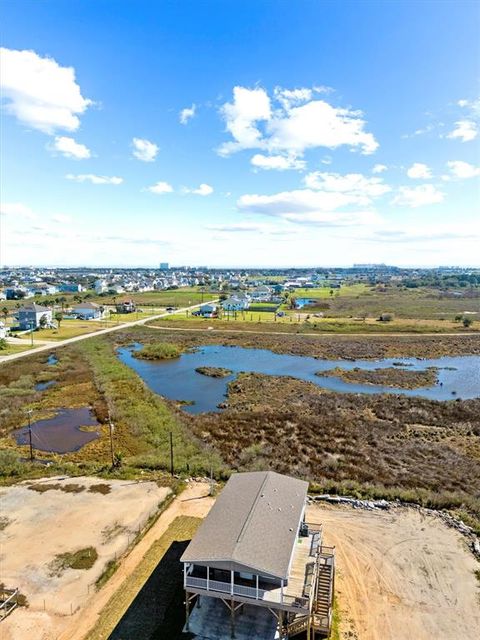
[13,407,100,453]
[118,344,480,414]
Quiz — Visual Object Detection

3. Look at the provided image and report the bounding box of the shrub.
[134,342,181,360]
[0,450,23,476]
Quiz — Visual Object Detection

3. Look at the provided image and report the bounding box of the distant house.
[182,471,335,639]
[222,296,249,311]
[5,287,34,300]
[59,283,84,293]
[17,303,53,330]
[94,279,107,294]
[72,302,103,320]
[0,321,8,339]
[0,291,6,301]
[197,303,218,318]
[116,299,136,314]
[250,285,272,301]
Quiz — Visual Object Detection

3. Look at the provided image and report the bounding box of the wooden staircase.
[286,546,335,638]
[312,560,334,634]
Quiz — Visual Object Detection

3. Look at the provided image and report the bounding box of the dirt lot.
[308,503,480,640]
[0,476,171,640]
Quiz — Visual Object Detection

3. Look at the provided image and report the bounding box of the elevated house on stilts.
[181,471,335,639]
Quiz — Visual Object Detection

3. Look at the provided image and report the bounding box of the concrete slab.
[187,595,280,640]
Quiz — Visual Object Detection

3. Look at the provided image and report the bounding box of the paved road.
[146,324,479,339]
[0,302,217,365]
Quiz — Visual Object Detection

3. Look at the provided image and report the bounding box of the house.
[196,303,218,318]
[5,287,34,300]
[72,302,103,320]
[116,299,137,313]
[94,279,107,294]
[181,471,335,639]
[17,303,53,330]
[250,285,273,302]
[59,283,84,293]
[0,321,8,339]
[0,291,6,301]
[221,296,250,312]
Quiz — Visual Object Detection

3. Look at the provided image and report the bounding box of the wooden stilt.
[185,590,190,631]
[230,598,235,639]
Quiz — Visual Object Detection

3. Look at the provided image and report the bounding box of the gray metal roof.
[181,471,308,579]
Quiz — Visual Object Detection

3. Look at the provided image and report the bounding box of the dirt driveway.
[307,503,480,640]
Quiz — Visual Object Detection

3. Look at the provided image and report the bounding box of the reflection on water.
[13,407,100,453]
[117,344,480,414]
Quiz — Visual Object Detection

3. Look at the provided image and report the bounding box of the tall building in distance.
[159,262,169,270]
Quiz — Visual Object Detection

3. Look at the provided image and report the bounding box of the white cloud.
[147,181,173,194]
[372,164,387,174]
[0,202,37,219]
[179,104,196,124]
[66,174,123,184]
[445,160,480,180]
[250,153,306,171]
[51,136,91,159]
[457,97,480,118]
[218,86,271,156]
[407,162,432,179]
[392,184,445,208]
[0,47,92,134]
[132,137,159,162]
[447,120,478,142]
[237,189,380,226]
[186,183,214,196]
[51,214,72,224]
[304,172,391,200]
[218,85,378,158]
[207,221,294,235]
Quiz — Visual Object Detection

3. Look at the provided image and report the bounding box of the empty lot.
[0,476,170,640]
[308,503,480,640]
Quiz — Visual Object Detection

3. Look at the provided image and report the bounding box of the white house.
[72,302,103,320]
[222,296,250,311]
[17,303,53,330]
[0,321,8,339]
[94,279,107,294]
[198,303,218,318]
[250,285,272,301]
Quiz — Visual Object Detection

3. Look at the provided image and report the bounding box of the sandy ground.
[0,476,171,640]
[2,481,478,640]
[307,503,480,640]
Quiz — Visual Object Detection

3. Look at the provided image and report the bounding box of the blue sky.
[1,0,479,267]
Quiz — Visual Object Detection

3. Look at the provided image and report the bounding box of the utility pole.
[26,409,34,461]
[169,431,174,476]
[108,415,115,467]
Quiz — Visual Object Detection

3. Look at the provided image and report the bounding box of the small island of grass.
[316,366,439,389]
[195,366,233,378]
[133,342,182,360]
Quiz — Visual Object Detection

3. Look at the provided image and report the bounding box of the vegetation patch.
[49,546,98,575]
[195,366,232,378]
[0,516,11,530]
[89,483,111,494]
[28,482,85,494]
[316,366,439,389]
[133,342,182,360]
[192,371,480,532]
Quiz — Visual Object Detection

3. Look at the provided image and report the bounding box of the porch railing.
[185,576,309,610]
